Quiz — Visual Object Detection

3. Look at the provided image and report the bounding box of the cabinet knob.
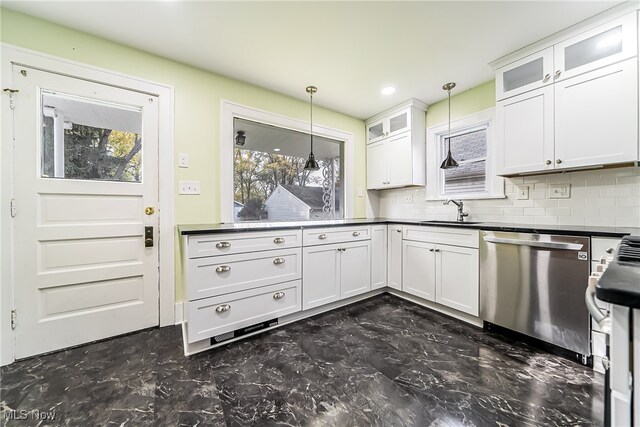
[215,265,231,273]
[215,304,231,313]
[273,257,285,265]
[554,70,561,78]
[273,291,285,300]
[435,249,441,253]
[606,247,614,254]
[396,229,402,233]
[273,237,285,244]
[216,241,231,249]
[545,160,552,165]
[352,231,360,237]
[556,159,562,164]
[318,234,327,240]
[429,248,435,252]
[543,74,551,82]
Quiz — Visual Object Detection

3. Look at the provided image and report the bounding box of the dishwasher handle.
[483,236,584,251]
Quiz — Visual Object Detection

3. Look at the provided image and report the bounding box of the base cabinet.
[436,245,479,316]
[387,225,403,290]
[371,225,387,290]
[341,241,372,298]
[402,240,436,301]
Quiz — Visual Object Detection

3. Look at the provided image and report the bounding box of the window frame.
[426,108,504,201]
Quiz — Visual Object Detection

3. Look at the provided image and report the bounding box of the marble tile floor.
[1,294,603,426]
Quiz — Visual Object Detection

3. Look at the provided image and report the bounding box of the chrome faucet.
[444,199,469,222]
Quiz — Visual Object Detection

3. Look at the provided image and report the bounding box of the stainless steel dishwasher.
[480,230,591,359]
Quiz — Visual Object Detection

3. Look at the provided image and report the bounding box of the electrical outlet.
[179,180,200,195]
[404,194,413,203]
[178,153,189,168]
[549,183,571,199]
[516,185,529,200]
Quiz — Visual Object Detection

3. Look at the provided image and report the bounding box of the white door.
[387,225,403,291]
[496,86,555,175]
[302,243,340,309]
[402,240,435,301]
[387,133,412,187]
[370,225,387,290]
[555,58,638,169]
[340,240,371,299]
[366,140,387,189]
[12,66,160,359]
[435,244,479,316]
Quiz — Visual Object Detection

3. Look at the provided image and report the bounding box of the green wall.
[425,80,495,128]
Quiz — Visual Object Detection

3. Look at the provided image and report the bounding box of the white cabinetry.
[371,225,387,290]
[387,224,403,290]
[402,226,480,316]
[302,226,372,310]
[494,11,639,175]
[366,99,427,190]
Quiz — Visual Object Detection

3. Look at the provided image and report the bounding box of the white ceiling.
[4,1,623,119]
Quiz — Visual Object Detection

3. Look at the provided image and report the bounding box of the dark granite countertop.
[178,218,639,238]
[596,262,640,309]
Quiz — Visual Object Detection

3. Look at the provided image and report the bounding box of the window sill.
[426,194,506,202]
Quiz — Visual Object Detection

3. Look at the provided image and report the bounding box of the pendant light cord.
[310,90,314,155]
[447,87,451,154]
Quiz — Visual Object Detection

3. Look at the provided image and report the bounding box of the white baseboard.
[174,302,184,324]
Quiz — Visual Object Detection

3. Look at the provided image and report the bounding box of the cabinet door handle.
[545,160,552,165]
[273,237,285,244]
[554,70,561,78]
[216,241,231,249]
[396,229,402,233]
[543,73,551,82]
[352,231,360,237]
[556,159,562,164]
[273,257,285,265]
[215,265,231,273]
[318,234,327,240]
[215,304,231,313]
[606,248,614,254]
[273,291,285,300]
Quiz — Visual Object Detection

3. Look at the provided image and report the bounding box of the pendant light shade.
[440,82,459,170]
[304,85,320,171]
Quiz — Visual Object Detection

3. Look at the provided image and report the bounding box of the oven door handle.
[483,236,584,251]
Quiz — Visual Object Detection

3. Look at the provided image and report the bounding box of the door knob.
[145,207,155,215]
[545,160,552,165]
[556,159,562,164]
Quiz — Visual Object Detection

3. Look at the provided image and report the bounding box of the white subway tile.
[616,217,640,228]
[503,207,524,216]
[558,216,585,226]
[616,197,640,207]
[572,207,599,216]
[535,216,558,225]
[524,207,546,216]
[546,207,572,216]
[584,216,615,227]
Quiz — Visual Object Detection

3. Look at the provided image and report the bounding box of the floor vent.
[211,318,279,345]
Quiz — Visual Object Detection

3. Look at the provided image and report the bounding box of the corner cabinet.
[366,99,427,190]
[494,11,639,175]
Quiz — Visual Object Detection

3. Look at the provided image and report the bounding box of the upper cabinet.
[366,99,427,190]
[493,10,639,176]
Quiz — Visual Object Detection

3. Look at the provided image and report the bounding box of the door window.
[41,90,143,182]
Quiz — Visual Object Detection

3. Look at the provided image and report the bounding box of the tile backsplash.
[379,166,640,228]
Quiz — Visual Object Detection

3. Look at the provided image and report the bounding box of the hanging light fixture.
[440,82,459,169]
[235,130,246,146]
[304,85,320,171]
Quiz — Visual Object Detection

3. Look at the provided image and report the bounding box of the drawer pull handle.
[606,248,614,254]
[318,234,327,240]
[273,257,285,265]
[215,304,231,313]
[216,242,231,249]
[273,291,285,300]
[396,229,402,233]
[215,265,231,273]
[274,237,285,244]
[352,231,360,237]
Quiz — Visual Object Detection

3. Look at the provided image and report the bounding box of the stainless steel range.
[480,231,591,358]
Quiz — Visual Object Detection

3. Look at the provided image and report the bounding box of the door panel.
[555,59,638,169]
[402,240,435,301]
[302,243,340,309]
[435,245,479,316]
[496,47,554,100]
[13,66,160,359]
[387,132,412,186]
[340,240,371,298]
[366,140,387,189]
[371,225,387,290]
[387,225,403,290]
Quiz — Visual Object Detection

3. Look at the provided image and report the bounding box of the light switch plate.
[178,153,189,168]
[516,185,529,200]
[404,194,413,203]
[179,180,200,195]
[549,183,571,199]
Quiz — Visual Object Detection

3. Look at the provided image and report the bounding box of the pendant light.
[440,82,459,169]
[304,85,320,171]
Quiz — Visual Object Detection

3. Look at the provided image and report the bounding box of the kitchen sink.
[420,220,481,225]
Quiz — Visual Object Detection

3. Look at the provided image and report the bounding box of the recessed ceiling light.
[381,86,396,95]
[273,148,281,152]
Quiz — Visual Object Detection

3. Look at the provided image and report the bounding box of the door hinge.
[10,199,16,218]
[10,310,16,330]
[3,88,19,110]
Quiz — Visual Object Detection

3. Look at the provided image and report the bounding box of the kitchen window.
[426,108,503,200]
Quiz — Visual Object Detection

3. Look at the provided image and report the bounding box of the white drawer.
[591,237,621,262]
[186,280,301,343]
[185,248,301,301]
[186,230,302,258]
[403,226,479,248]
[303,226,371,246]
